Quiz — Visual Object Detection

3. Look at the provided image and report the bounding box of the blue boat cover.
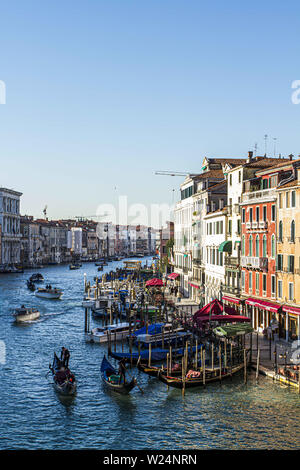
[132,323,164,337]
[110,345,202,362]
[101,355,117,374]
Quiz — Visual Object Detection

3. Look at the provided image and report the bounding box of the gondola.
[110,344,202,364]
[49,353,77,396]
[157,361,246,389]
[26,280,36,291]
[137,359,184,377]
[100,355,136,394]
[29,273,44,282]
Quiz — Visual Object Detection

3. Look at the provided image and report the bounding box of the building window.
[262,274,267,294]
[278,280,283,299]
[271,205,276,222]
[288,255,294,273]
[271,235,276,258]
[291,191,296,207]
[242,236,245,256]
[249,272,252,291]
[289,282,294,301]
[271,275,275,297]
[256,272,259,293]
[255,235,260,257]
[242,209,245,223]
[286,192,290,208]
[242,271,245,289]
[277,254,283,271]
[256,206,260,221]
[279,193,282,208]
[290,220,295,243]
[249,208,253,222]
[278,221,283,242]
[263,235,267,257]
[263,206,267,222]
[239,171,241,183]
[249,235,253,256]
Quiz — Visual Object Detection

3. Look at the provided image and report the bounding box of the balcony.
[223,285,241,296]
[251,221,258,229]
[241,256,260,268]
[259,221,268,230]
[246,222,252,230]
[225,256,239,267]
[242,188,276,204]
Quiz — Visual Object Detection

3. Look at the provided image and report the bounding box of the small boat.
[13,306,40,322]
[69,263,81,270]
[29,273,44,282]
[101,355,136,394]
[157,361,247,389]
[49,353,77,396]
[26,280,36,291]
[87,322,132,343]
[137,360,184,377]
[35,287,63,299]
[97,265,103,271]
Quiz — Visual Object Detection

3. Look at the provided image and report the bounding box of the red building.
[241,164,281,332]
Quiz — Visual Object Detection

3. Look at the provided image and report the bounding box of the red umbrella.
[146,278,164,287]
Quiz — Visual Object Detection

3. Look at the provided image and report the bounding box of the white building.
[71,227,83,255]
[0,187,22,265]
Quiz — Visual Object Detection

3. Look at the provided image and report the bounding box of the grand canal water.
[0,257,300,450]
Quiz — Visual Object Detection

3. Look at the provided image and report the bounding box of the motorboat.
[13,306,40,322]
[87,322,131,344]
[29,273,44,283]
[35,287,63,299]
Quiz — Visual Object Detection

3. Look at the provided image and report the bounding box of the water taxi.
[13,306,40,322]
[87,322,131,344]
[35,287,63,299]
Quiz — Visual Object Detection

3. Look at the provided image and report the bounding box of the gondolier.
[118,358,127,384]
[61,347,70,367]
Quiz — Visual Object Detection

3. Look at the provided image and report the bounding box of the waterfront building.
[241,156,298,338]
[276,159,300,341]
[0,187,22,265]
[70,227,82,258]
[158,221,174,274]
[203,207,228,304]
[223,153,287,308]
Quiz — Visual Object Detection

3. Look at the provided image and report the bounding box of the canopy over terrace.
[146,278,164,287]
[193,298,250,327]
[167,273,180,280]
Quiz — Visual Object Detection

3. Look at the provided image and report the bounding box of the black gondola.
[100,355,136,394]
[29,273,44,282]
[26,280,36,291]
[49,353,77,396]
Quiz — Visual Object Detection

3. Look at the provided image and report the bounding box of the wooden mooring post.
[256,348,260,382]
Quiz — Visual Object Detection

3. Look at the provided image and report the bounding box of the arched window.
[279,221,283,242]
[263,235,267,257]
[271,234,276,258]
[256,235,260,257]
[291,220,295,243]
[249,235,253,256]
[242,236,245,256]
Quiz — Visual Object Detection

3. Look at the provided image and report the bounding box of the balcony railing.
[242,188,276,204]
[241,256,260,268]
[259,221,268,230]
[223,285,241,296]
[225,256,239,267]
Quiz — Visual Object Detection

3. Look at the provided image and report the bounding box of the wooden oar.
[124,365,144,394]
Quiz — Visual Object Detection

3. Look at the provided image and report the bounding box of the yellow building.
[276,165,300,341]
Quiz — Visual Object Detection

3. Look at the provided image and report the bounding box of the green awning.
[218,241,232,253]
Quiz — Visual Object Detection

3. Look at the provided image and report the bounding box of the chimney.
[247,151,253,163]
[289,154,294,161]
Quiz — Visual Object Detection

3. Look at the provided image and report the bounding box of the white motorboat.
[13,306,40,322]
[87,322,131,344]
[35,287,63,299]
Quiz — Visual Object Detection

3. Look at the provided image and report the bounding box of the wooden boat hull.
[158,363,245,389]
[14,311,40,322]
[50,353,77,396]
[35,291,62,299]
[137,361,183,377]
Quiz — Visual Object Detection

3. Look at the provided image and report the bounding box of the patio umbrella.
[146,278,164,287]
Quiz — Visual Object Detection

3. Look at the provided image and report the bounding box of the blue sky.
[0,1,300,224]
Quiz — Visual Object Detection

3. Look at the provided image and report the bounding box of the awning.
[218,241,232,253]
[189,282,200,289]
[282,305,300,316]
[146,278,164,287]
[168,273,179,280]
[245,298,281,313]
[222,295,240,305]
